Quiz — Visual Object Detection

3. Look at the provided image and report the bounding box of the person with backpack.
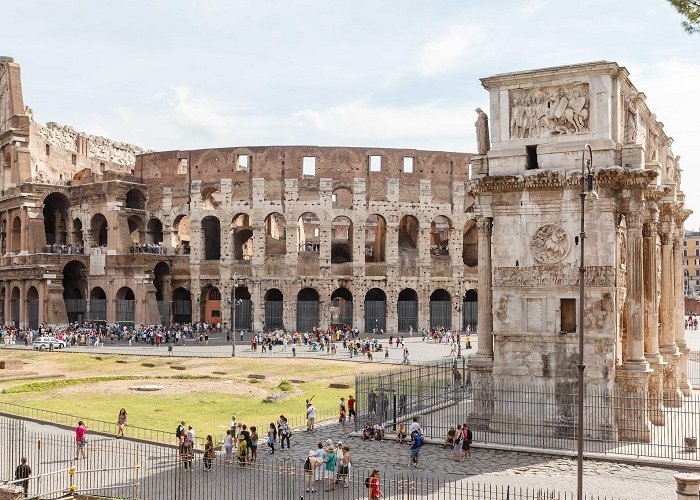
[410,429,422,467]
[367,469,383,499]
[175,421,185,442]
[278,415,291,449]
[461,422,473,459]
[452,424,463,461]
[304,450,322,493]
[267,422,277,454]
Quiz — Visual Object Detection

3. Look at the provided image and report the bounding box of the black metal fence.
[0,418,621,500]
[356,359,700,462]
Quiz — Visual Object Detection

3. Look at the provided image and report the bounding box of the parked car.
[33,336,66,350]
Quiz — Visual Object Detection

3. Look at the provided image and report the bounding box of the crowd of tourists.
[129,242,166,254]
[43,243,84,254]
[687,314,698,330]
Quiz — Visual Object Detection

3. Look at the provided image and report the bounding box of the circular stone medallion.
[531,224,570,264]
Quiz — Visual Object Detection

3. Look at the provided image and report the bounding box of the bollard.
[675,473,700,499]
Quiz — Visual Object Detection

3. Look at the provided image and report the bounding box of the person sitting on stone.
[363,421,375,441]
[444,426,456,448]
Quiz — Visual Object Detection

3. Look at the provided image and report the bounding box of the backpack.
[304,457,312,472]
[365,477,371,489]
[176,425,184,438]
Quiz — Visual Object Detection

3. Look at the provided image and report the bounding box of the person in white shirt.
[409,418,423,436]
[307,403,317,432]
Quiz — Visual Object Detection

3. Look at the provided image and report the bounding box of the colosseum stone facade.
[0,57,478,332]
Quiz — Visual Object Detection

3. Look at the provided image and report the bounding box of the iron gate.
[172,300,192,324]
[265,300,283,330]
[334,300,353,327]
[27,300,39,330]
[463,298,478,331]
[157,301,170,326]
[10,299,19,328]
[64,299,86,324]
[397,300,418,332]
[296,301,319,332]
[116,300,135,324]
[430,300,451,329]
[89,300,107,322]
[364,300,386,333]
[235,299,252,330]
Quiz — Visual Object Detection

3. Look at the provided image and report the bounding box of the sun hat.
[308,450,315,457]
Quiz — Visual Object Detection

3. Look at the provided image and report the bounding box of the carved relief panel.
[509,83,590,139]
[531,224,570,265]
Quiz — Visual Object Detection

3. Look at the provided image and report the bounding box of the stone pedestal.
[661,349,683,408]
[678,343,692,397]
[467,358,494,431]
[621,143,645,169]
[675,473,700,500]
[646,358,666,426]
[616,366,652,443]
[470,156,488,177]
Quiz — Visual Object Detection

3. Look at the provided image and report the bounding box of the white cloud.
[161,85,233,140]
[416,25,489,77]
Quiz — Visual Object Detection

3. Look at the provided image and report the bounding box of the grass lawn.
[0,350,390,440]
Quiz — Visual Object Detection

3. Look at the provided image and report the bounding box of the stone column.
[659,218,682,407]
[469,216,494,430]
[675,473,700,500]
[674,222,691,396]
[643,215,665,425]
[616,211,651,442]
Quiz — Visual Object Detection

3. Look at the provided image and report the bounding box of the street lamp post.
[577,144,596,500]
[230,273,240,358]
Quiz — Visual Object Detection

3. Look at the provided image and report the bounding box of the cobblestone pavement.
[7,418,679,499]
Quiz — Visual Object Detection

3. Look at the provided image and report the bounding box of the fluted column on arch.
[659,214,682,407]
[674,212,692,397]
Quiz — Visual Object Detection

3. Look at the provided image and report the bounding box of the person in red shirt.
[369,469,383,499]
[75,421,88,460]
[347,395,356,424]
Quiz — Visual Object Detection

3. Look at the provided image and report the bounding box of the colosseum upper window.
[237,154,250,172]
[369,155,382,172]
[302,156,316,177]
[403,157,414,173]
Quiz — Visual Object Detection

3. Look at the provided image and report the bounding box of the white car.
[33,336,66,350]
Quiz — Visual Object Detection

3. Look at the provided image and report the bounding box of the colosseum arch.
[202,286,221,324]
[264,288,284,330]
[398,215,419,251]
[62,260,87,323]
[331,216,352,263]
[125,189,146,210]
[463,289,478,331]
[296,287,320,332]
[332,187,353,209]
[90,213,108,247]
[264,213,286,255]
[430,216,451,256]
[115,286,136,324]
[27,286,39,330]
[202,186,223,210]
[202,216,221,260]
[171,214,191,253]
[10,216,21,253]
[331,288,353,327]
[72,218,84,247]
[232,213,253,261]
[231,285,252,330]
[128,215,145,244]
[398,288,418,332]
[298,212,320,253]
[146,218,164,245]
[90,287,107,322]
[463,220,478,267]
[10,286,20,327]
[364,288,387,333]
[172,287,192,324]
[365,214,386,262]
[43,192,70,246]
[0,218,6,253]
[430,289,452,329]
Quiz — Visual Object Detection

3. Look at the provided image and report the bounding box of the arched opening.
[128,215,145,245]
[116,287,136,325]
[364,288,387,333]
[231,286,252,330]
[264,288,284,330]
[172,288,192,324]
[172,214,191,254]
[10,286,20,327]
[430,216,451,256]
[463,289,478,331]
[0,287,5,325]
[296,287,320,332]
[297,212,320,253]
[89,287,107,322]
[0,219,6,254]
[26,286,39,330]
[201,187,222,210]
[331,288,353,328]
[332,187,353,209]
[154,262,170,325]
[90,213,108,247]
[398,288,418,333]
[232,213,253,261]
[146,218,164,245]
[264,213,287,255]
[365,215,386,263]
[62,260,87,323]
[430,289,452,329]
[72,218,84,249]
[399,215,419,252]
[202,286,221,324]
[43,192,70,246]
[463,220,478,267]
[202,216,221,260]
[11,216,21,253]
[331,216,352,263]
[125,189,146,210]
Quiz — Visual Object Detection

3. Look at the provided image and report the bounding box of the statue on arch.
[475,108,491,155]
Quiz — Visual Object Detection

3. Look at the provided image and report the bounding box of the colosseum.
[0,57,478,332]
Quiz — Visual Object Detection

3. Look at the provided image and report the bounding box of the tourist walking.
[323,443,337,491]
[278,415,291,449]
[348,395,356,423]
[304,450,321,493]
[306,402,316,432]
[410,429,422,466]
[203,435,215,471]
[117,408,127,439]
[267,423,277,454]
[182,434,194,470]
[368,470,384,499]
[224,430,234,463]
[339,407,347,433]
[250,426,259,461]
[14,457,31,497]
[236,435,248,466]
[461,423,473,459]
[75,421,88,460]
[229,415,237,438]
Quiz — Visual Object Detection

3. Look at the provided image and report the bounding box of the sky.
[3,0,699,228]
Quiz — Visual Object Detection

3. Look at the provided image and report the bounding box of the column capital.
[626,211,644,230]
[660,231,673,246]
[642,220,657,238]
[476,217,492,236]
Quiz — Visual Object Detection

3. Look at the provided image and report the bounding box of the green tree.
[668,0,700,34]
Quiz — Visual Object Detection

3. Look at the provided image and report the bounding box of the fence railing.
[0,418,622,500]
[0,400,337,450]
